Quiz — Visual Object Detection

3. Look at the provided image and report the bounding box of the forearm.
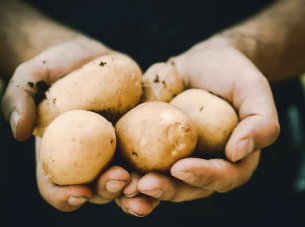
[0,0,108,80]
[218,0,305,82]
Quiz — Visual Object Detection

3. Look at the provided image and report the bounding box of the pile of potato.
[36,54,238,186]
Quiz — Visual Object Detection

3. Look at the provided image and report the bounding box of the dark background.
[1,0,305,226]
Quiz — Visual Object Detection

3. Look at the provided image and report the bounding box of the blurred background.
[1,0,305,226]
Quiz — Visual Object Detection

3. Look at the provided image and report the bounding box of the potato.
[34,54,142,137]
[39,110,116,185]
[170,89,239,154]
[115,101,198,173]
[140,63,184,103]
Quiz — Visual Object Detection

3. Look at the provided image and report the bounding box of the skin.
[1,0,305,217]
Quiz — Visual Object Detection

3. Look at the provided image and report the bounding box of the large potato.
[140,63,184,103]
[170,89,239,154]
[115,101,198,173]
[34,54,142,137]
[39,110,116,185]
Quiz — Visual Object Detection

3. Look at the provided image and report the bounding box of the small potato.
[140,63,184,103]
[170,89,239,154]
[34,54,142,137]
[115,101,198,173]
[40,110,116,186]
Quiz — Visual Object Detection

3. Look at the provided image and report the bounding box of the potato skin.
[40,110,116,185]
[115,101,198,173]
[34,54,142,137]
[170,89,239,154]
[140,63,184,103]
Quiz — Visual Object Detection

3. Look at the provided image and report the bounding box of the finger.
[89,166,130,204]
[36,137,92,212]
[1,38,110,141]
[115,194,160,217]
[226,74,280,162]
[171,152,260,193]
[138,172,213,202]
[123,172,142,198]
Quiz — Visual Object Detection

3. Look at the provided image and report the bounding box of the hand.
[115,172,160,217]
[36,137,131,212]
[118,151,259,216]
[1,36,112,141]
[120,35,280,215]
[0,36,149,213]
[171,36,280,162]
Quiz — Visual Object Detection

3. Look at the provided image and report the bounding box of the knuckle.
[14,60,47,81]
[170,196,185,202]
[168,187,182,202]
[14,61,34,75]
[14,63,27,74]
[199,175,215,189]
[217,181,236,193]
[269,119,281,141]
[217,188,231,193]
[252,74,269,86]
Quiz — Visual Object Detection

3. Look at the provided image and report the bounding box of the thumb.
[1,62,47,141]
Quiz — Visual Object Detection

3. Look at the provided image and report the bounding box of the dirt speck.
[162,81,167,88]
[100,62,107,66]
[200,106,204,112]
[27,82,34,88]
[34,80,49,105]
[154,74,160,83]
[132,151,138,158]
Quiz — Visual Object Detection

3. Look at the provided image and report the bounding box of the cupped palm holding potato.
[1,37,160,214]
[40,110,116,186]
[170,89,239,154]
[34,54,142,137]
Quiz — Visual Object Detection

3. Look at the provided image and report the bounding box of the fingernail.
[140,189,163,198]
[232,137,255,162]
[128,209,147,217]
[10,111,20,138]
[68,196,88,206]
[106,180,127,193]
[125,192,139,198]
[172,171,196,182]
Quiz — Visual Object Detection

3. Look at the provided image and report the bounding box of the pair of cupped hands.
[1,35,280,217]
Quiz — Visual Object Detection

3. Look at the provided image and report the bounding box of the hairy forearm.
[0,0,108,80]
[218,0,305,82]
